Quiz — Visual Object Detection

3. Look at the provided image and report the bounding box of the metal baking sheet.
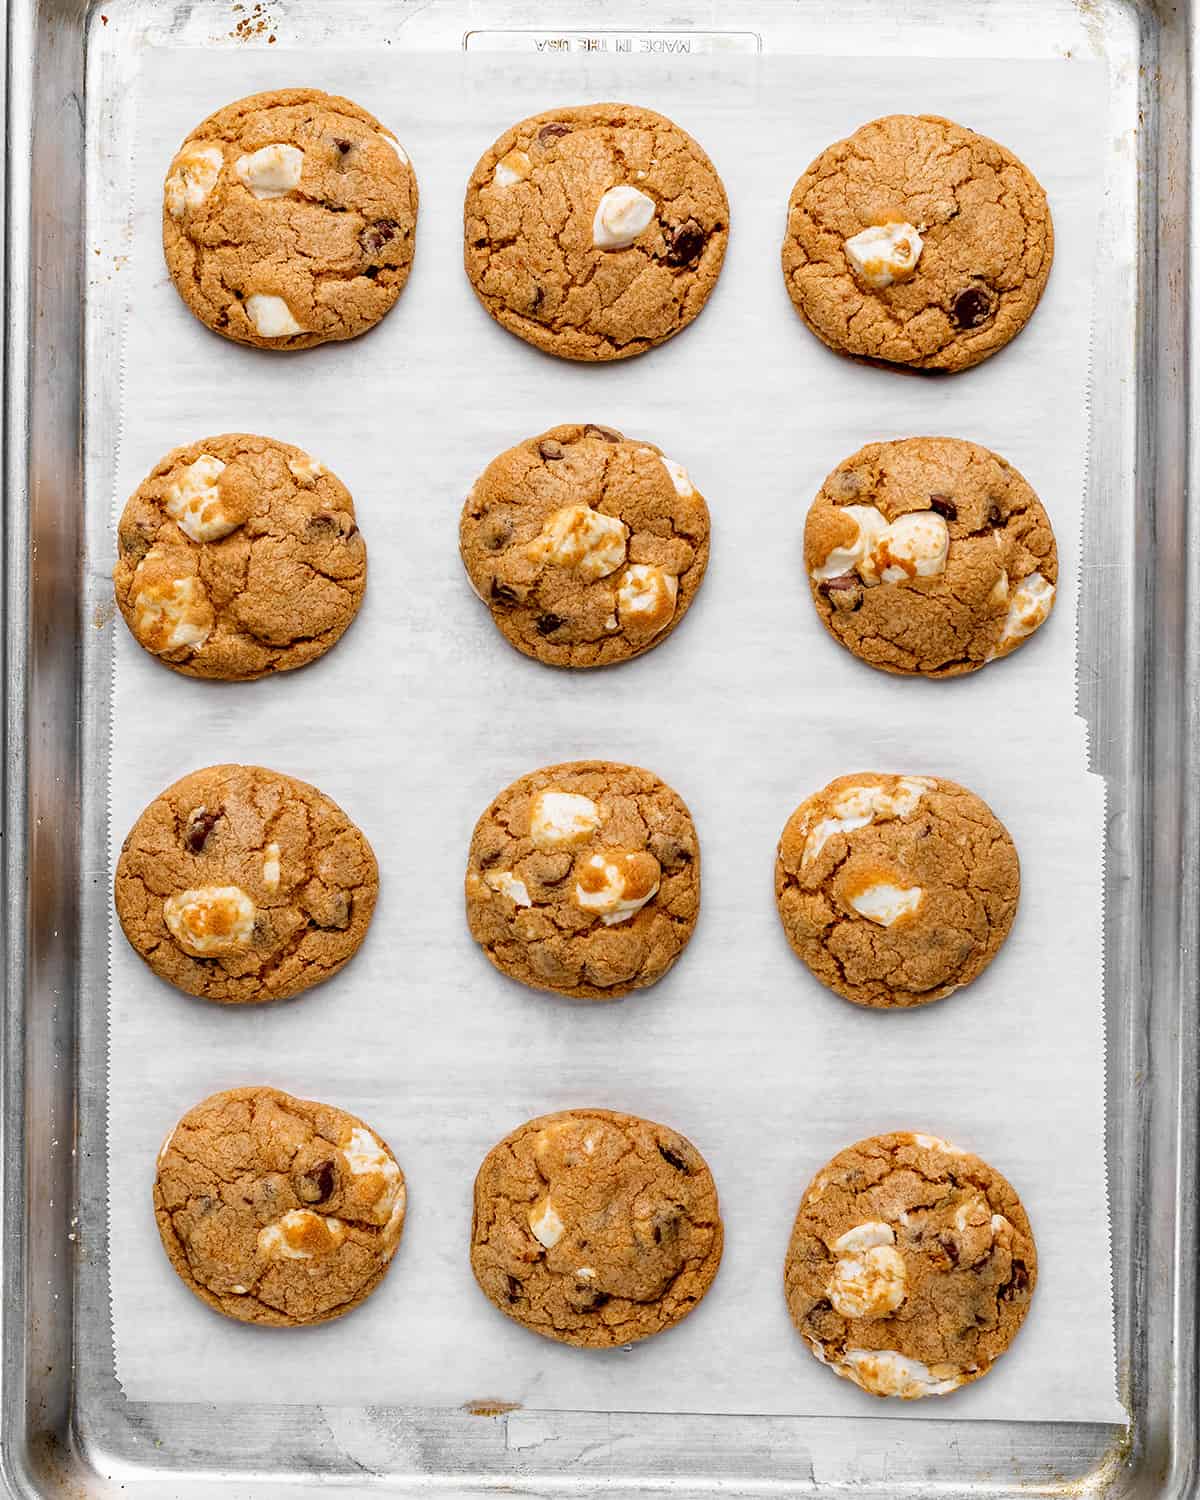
[3,0,1197,1496]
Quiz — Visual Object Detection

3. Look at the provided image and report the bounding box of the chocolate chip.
[937,1232,960,1266]
[820,573,863,613]
[333,138,353,156]
[583,424,622,443]
[538,439,564,461]
[988,502,1003,525]
[506,1274,523,1303]
[296,1161,335,1203]
[360,219,399,256]
[951,286,994,330]
[536,122,570,148]
[363,265,378,280]
[648,832,692,870]
[530,284,544,312]
[664,218,705,267]
[490,580,520,606]
[658,1143,690,1173]
[1002,1260,1031,1299]
[535,612,565,635]
[928,495,957,521]
[184,806,222,854]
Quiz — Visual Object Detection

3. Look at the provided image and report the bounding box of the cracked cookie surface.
[113,433,366,681]
[464,103,728,361]
[774,773,1019,1008]
[465,760,700,1000]
[784,1131,1036,1398]
[154,1086,406,1326]
[163,88,418,349]
[471,1108,723,1347]
[781,114,1053,372]
[115,763,378,1003]
[805,436,1057,677]
[460,423,710,667]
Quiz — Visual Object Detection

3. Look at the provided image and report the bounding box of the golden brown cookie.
[154,1086,406,1326]
[781,114,1053,372]
[465,760,700,1000]
[774,773,1019,1008]
[471,1108,723,1347]
[115,764,378,1004]
[113,433,366,681]
[460,423,710,667]
[464,104,728,361]
[805,437,1057,677]
[784,1131,1036,1398]
[163,88,418,349]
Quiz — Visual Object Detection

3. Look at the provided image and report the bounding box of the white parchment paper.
[104,46,1121,1423]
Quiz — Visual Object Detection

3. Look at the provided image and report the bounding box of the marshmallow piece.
[530,790,602,850]
[526,504,628,582]
[848,879,924,927]
[912,1134,967,1155]
[828,1225,907,1320]
[812,504,889,582]
[839,1349,965,1398]
[165,144,224,217]
[877,511,949,583]
[287,453,326,484]
[484,870,532,908]
[132,551,214,654]
[164,455,242,543]
[244,293,307,338]
[617,564,678,639]
[529,1197,564,1248]
[163,885,255,956]
[844,222,924,289]
[235,142,304,199]
[257,1209,346,1261]
[593,185,656,249]
[342,1126,406,1232]
[494,148,532,187]
[801,777,936,867]
[576,1266,596,1280]
[660,457,694,497]
[995,572,1055,653]
[262,843,281,893]
[574,849,661,926]
[379,131,410,166]
[990,568,1010,608]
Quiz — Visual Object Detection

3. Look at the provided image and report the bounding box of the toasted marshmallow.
[244,293,307,338]
[526,504,627,582]
[257,1209,345,1261]
[530,790,602,850]
[342,1126,405,1233]
[494,148,532,187]
[993,572,1055,654]
[801,777,936,866]
[379,131,410,166]
[163,885,255,956]
[844,222,923,289]
[911,1134,967,1155]
[574,849,661,925]
[847,879,924,927]
[287,453,326,484]
[593,185,656,249]
[828,1222,907,1320]
[812,504,890,582]
[660,457,694,497]
[131,552,214,655]
[484,870,532,908]
[839,1349,965,1398]
[235,143,304,199]
[261,843,281,893]
[617,564,678,638]
[529,1197,564,1248]
[877,511,949,583]
[165,144,224,216]
[164,455,243,543]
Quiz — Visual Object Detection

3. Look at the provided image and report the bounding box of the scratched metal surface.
[1,0,1196,1495]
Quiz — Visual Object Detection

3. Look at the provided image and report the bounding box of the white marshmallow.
[801,777,936,867]
[529,1197,564,1248]
[526,504,627,582]
[261,843,281,893]
[617,564,678,637]
[811,504,890,582]
[848,880,924,927]
[844,222,923,289]
[592,185,656,249]
[342,1126,405,1232]
[530,791,601,850]
[257,1209,345,1261]
[838,1349,965,1398]
[244,293,307,338]
[877,511,949,583]
[165,144,224,216]
[493,148,531,187]
[379,131,410,166]
[660,457,694,497]
[235,143,304,199]
[287,453,326,484]
[163,885,255,956]
[829,1242,907,1320]
[994,572,1055,654]
[484,870,532,908]
[164,455,238,543]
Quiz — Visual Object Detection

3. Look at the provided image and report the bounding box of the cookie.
[154,1086,406,1326]
[464,104,728,361]
[163,88,418,349]
[805,437,1057,677]
[784,1131,1036,1398]
[471,1108,723,1347]
[465,760,700,999]
[781,114,1053,372]
[115,763,378,1004]
[113,434,366,680]
[460,424,710,667]
[774,773,1019,1008]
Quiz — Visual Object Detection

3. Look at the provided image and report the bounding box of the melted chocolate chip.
[583,424,622,443]
[490,580,520,606]
[988,502,1003,525]
[1002,1259,1031,1299]
[951,286,994,330]
[535,612,565,636]
[928,495,957,521]
[363,265,379,280]
[538,439,564,461]
[506,1274,523,1303]
[530,284,544,312]
[937,1232,960,1266]
[296,1161,335,1204]
[333,138,353,156]
[648,832,692,870]
[184,806,222,854]
[664,218,705,267]
[820,573,863,613]
[359,219,399,256]
[536,122,571,147]
[658,1143,690,1173]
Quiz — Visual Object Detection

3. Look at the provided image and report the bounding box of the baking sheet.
[103,46,1121,1423]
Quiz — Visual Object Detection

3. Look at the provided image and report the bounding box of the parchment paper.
[104,46,1121,1423]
